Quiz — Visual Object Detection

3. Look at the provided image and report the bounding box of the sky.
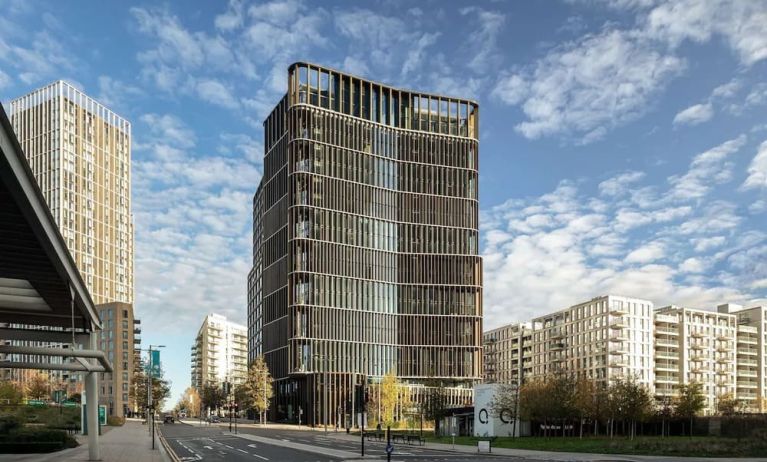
[1,0,766,408]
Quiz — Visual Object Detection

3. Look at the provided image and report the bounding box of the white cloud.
[743,140,767,190]
[599,171,645,196]
[668,135,746,200]
[196,79,239,109]
[139,113,197,149]
[679,257,706,273]
[672,102,713,126]
[644,0,767,66]
[459,7,505,73]
[626,240,666,263]
[0,69,10,89]
[493,29,684,142]
[215,0,244,31]
[96,76,143,110]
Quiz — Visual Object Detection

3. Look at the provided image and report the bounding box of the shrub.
[0,415,22,434]
[0,428,78,453]
[107,416,124,426]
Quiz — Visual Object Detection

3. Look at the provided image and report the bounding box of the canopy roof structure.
[0,102,110,373]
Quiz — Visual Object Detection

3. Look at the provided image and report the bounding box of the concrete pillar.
[86,331,100,460]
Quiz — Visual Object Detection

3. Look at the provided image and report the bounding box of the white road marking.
[248,443,258,448]
[203,446,212,450]
[238,448,248,453]
[251,453,269,460]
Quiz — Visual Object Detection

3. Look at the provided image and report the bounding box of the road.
[162,420,525,461]
[160,422,330,461]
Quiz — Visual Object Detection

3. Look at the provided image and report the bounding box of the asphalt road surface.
[162,421,525,461]
[161,422,334,461]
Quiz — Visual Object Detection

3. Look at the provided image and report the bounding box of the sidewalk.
[2,419,172,462]
[323,431,767,462]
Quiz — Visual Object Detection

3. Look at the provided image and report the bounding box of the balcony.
[655,327,679,336]
[739,348,758,356]
[690,331,705,338]
[609,347,627,355]
[655,364,678,372]
[609,360,627,368]
[609,334,628,342]
[716,345,732,353]
[609,317,627,329]
[738,358,758,366]
[656,339,677,348]
[738,370,758,378]
[550,342,566,350]
[655,375,677,384]
[656,351,679,360]
[610,306,629,316]
[738,337,758,345]
[737,381,758,389]
[689,343,705,351]
[715,369,730,376]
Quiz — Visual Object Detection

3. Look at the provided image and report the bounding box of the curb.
[157,428,180,462]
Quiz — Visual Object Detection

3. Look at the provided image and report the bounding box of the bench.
[405,435,425,446]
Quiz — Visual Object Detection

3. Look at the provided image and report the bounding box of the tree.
[0,381,25,405]
[716,393,744,417]
[675,382,705,436]
[656,396,675,437]
[379,371,399,427]
[132,368,171,412]
[609,377,653,440]
[422,382,449,435]
[201,383,226,416]
[26,372,51,400]
[519,376,554,436]
[237,356,274,423]
[572,378,599,438]
[175,387,201,417]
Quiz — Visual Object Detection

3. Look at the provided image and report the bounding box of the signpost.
[99,405,107,426]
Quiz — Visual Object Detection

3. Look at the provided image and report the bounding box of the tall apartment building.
[191,314,248,391]
[248,62,482,426]
[531,295,655,388]
[10,81,133,305]
[95,302,137,418]
[6,81,134,401]
[483,322,532,385]
[654,306,737,414]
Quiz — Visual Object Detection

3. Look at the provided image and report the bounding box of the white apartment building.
[530,295,655,388]
[483,322,532,385]
[654,306,737,414]
[485,296,767,415]
[191,314,248,391]
[726,304,766,412]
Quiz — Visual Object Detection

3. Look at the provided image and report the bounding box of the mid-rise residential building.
[654,305,737,414]
[191,314,248,391]
[95,302,136,418]
[486,296,766,415]
[248,62,482,426]
[531,295,655,388]
[725,304,766,412]
[4,81,133,396]
[483,322,532,385]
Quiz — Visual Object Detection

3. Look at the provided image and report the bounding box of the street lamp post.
[146,345,165,450]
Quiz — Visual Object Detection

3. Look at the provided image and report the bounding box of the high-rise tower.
[10,81,133,305]
[8,81,134,414]
[248,63,482,426]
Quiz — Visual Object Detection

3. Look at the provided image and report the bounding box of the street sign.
[27,399,46,406]
[62,401,78,407]
[385,443,394,454]
[99,405,107,425]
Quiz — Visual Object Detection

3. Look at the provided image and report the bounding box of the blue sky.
[1,0,766,408]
